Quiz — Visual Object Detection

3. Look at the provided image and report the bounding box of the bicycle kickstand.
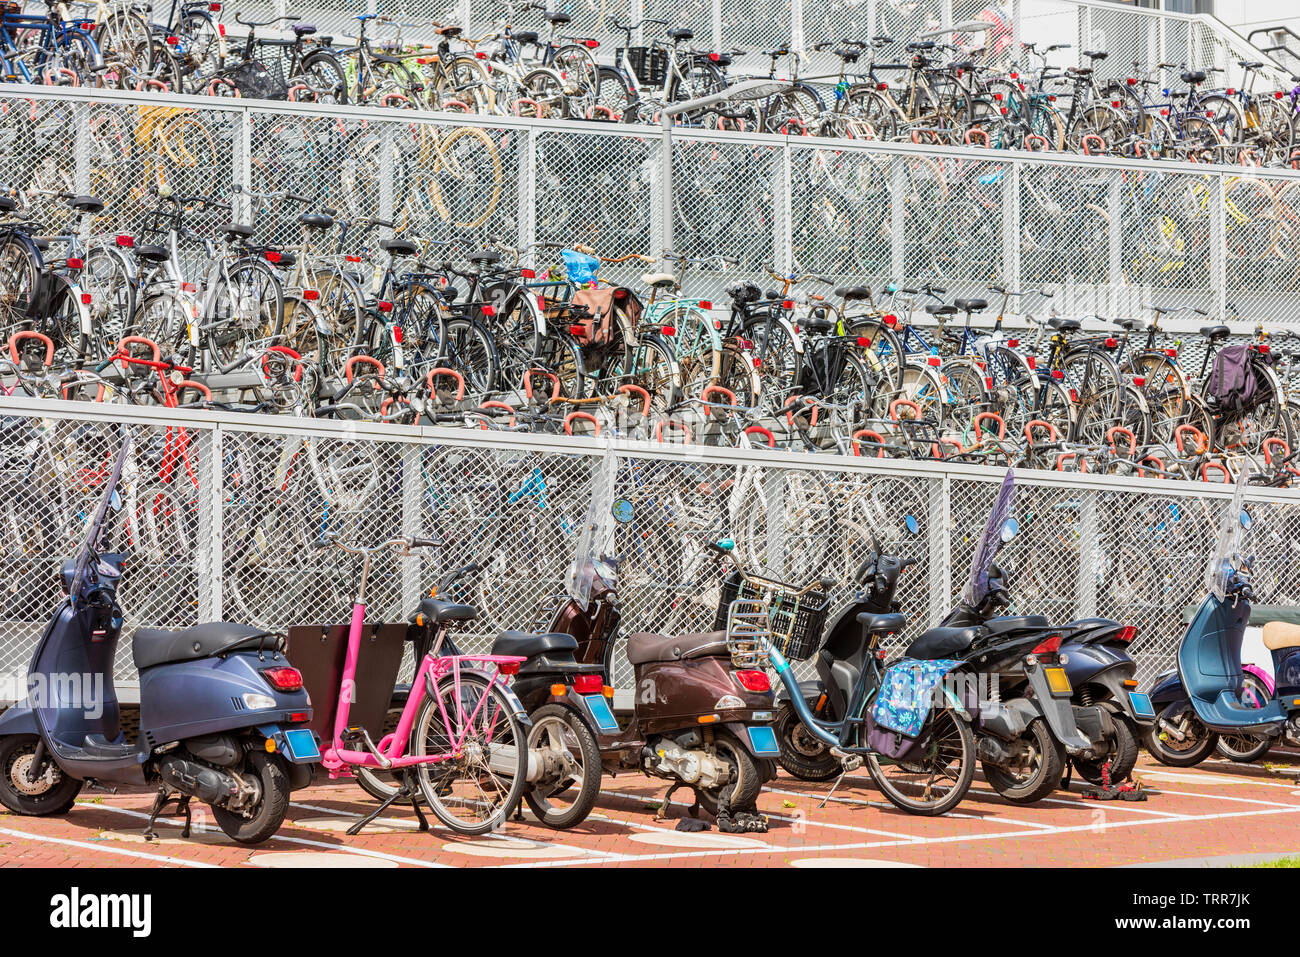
[346,768,428,835]
[820,749,863,809]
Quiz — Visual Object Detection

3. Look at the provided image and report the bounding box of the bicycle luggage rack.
[725,597,772,669]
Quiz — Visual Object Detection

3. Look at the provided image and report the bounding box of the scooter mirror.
[1000,517,1019,543]
[904,514,919,536]
[1239,508,1252,530]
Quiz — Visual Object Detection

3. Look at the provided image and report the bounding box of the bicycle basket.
[617,46,668,86]
[713,571,831,661]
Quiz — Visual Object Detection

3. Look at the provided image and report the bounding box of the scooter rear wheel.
[1072,714,1139,784]
[982,717,1066,804]
[0,736,82,815]
[210,751,291,845]
[522,704,602,829]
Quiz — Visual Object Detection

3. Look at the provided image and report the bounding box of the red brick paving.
[1,751,1297,867]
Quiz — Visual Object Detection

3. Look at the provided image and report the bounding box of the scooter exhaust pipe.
[157,755,241,805]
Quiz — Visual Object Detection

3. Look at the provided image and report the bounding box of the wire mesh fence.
[2,396,1298,698]
[8,85,1297,328]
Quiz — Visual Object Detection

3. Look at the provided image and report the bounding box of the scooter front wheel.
[867,708,976,816]
[0,735,82,815]
[1145,703,1219,767]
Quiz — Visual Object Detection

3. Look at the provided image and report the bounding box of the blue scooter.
[1145,478,1300,768]
[0,436,319,844]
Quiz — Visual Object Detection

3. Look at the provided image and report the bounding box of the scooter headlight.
[242,692,276,710]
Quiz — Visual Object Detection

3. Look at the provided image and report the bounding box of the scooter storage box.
[285,623,406,742]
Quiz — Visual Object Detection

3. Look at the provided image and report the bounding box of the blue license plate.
[1128,691,1155,720]
[282,728,320,762]
[747,725,780,756]
[581,694,619,733]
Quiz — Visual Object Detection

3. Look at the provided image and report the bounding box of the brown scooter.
[422,551,780,830]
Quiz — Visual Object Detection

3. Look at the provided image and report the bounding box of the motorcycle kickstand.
[656,781,687,820]
[143,786,188,841]
[1059,761,1072,791]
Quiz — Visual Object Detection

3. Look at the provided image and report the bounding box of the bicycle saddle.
[1115,318,1144,331]
[1083,50,1108,60]
[0,196,16,212]
[416,597,478,623]
[1181,69,1206,84]
[133,243,170,262]
[728,280,760,303]
[292,22,316,35]
[836,48,862,63]
[805,313,835,333]
[546,11,571,23]
[955,297,987,312]
[641,272,677,289]
[380,237,418,257]
[925,304,957,316]
[906,40,935,51]
[68,194,103,213]
[467,249,501,265]
[436,25,462,37]
[835,285,870,301]
[668,27,694,40]
[1048,317,1081,332]
[513,30,539,44]
[298,211,334,230]
[1199,324,1230,340]
[222,222,255,240]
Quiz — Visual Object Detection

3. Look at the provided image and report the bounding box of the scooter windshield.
[68,433,131,599]
[565,438,618,609]
[1206,469,1250,601]
[960,468,1015,607]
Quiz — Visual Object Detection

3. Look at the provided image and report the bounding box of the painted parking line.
[0,823,219,867]
[80,802,454,868]
[515,798,1300,868]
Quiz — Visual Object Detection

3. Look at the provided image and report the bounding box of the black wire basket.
[617,46,669,86]
[713,570,831,661]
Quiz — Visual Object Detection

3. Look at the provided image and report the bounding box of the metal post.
[1078,5,1091,70]
[775,142,793,275]
[763,469,787,579]
[201,426,223,622]
[658,120,674,253]
[1077,489,1097,619]
[73,101,90,242]
[712,0,722,52]
[1210,172,1226,319]
[791,0,804,53]
[401,444,422,618]
[1107,170,1123,318]
[234,107,253,224]
[461,0,472,32]
[378,121,395,239]
[519,126,537,257]
[928,475,950,627]
[889,155,906,281]
[1001,160,1020,296]
[630,0,644,45]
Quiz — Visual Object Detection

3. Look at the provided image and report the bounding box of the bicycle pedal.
[830,748,863,772]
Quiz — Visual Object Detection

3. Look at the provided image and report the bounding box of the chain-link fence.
[2,394,1298,699]
[10,85,1300,330]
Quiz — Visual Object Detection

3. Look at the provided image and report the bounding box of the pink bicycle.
[318,534,531,836]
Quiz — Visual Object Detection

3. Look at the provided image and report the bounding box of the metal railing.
[10,83,1300,331]
[0,393,1297,701]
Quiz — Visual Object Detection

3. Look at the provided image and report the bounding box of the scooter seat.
[856,611,906,635]
[491,630,578,659]
[905,625,980,660]
[626,630,727,666]
[416,597,477,624]
[1263,620,1300,651]
[132,622,278,671]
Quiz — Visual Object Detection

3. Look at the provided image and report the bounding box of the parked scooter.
[1144,476,1300,767]
[1145,604,1290,763]
[0,436,319,843]
[891,471,1096,803]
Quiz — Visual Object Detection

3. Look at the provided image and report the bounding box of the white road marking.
[0,823,219,867]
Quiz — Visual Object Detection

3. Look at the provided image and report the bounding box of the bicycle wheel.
[439,316,498,395]
[668,303,721,397]
[412,668,528,835]
[423,125,503,230]
[595,65,635,122]
[867,707,975,816]
[176,10,224,91]
[1062,347,1122,444]
[843,86,898,140]
[485,286,542,392]
[307,266,363,376]
[432,55,493,113]
[520,67,569,118]
[1121,351,1187,443]
[208,257,284,367]
[552,43,601,119]
[81,243,134,355]
[0,238,39,341]
[605,335,678,413]
[296,50,348,104]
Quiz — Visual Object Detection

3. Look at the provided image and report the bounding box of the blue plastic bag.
[561,248,600,286]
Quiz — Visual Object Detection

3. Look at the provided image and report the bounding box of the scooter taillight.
[260,665,303,692]
[1032,635,1062,655]
[573,674,603,694]
[733,670,770,693]
[1114,625,1137,643]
